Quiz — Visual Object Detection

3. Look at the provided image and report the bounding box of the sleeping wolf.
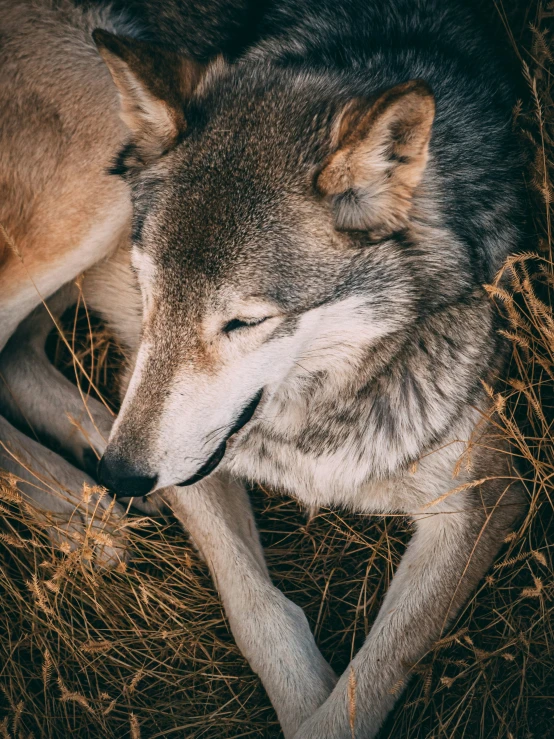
[95,0,527,735]
[0,0,526,737]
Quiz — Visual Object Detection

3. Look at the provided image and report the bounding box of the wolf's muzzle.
[178,389,263,487]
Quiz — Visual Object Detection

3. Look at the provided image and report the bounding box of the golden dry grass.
[1,2,553,737]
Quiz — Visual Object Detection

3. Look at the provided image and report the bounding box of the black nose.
[98,454,157,498]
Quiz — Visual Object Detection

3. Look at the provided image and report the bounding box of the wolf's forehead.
[134,88,324,262]
[144,165,300,269]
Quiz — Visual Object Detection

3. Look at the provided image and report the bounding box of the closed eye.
[223,317,270,333]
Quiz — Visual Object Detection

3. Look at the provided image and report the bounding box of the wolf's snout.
[98,452,158,499]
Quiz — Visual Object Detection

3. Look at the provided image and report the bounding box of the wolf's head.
[93,31,478,496]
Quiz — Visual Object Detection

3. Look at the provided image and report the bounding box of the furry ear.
[317,80,435,239]
[93,29,206,165]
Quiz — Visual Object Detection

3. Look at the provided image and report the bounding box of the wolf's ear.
[93,29,206,165]
[317,80,435,239]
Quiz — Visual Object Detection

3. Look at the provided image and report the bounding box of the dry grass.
[1,2,553,737]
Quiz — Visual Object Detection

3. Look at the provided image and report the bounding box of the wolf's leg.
[164,477,338,739]
[293,478,524,739]
[0,413,128,566]
[0,285,114,470]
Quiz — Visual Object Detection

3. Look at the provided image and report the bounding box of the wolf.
[91,0,527,736]
[0,0,526,737]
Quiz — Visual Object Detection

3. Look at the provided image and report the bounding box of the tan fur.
[0,0,130,345]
